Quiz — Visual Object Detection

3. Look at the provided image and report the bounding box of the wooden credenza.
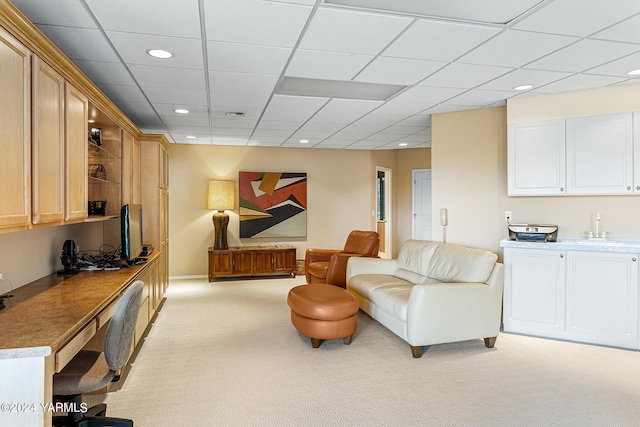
[208,246,296,280]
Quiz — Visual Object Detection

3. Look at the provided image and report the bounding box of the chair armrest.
[346,257,398,283]
[305,248,342,283]
[325,253,364,287]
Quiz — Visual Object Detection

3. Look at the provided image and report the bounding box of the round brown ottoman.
[287,284,358,348]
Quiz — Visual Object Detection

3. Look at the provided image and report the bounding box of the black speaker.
[59,240,79,274]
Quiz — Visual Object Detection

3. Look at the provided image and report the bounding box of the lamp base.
[213,210,229,250]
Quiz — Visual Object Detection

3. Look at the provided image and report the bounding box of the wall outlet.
[505,211,512,222]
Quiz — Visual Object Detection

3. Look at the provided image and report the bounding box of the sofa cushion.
[396,240,439,276]
[369,284,413,321]
[426,243,497,283]
[393,268,427,285]
[348,274,408,301]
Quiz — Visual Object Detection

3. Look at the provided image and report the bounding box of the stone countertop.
[500,238,640,254]
[0,254,157,359]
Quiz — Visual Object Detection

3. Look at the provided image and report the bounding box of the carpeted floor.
[87,276,640,426]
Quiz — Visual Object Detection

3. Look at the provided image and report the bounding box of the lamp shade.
[208,181,235,210]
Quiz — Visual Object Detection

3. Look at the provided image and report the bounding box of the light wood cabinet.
[208,247,296,280]
[121,130,140,206]
[64,82,88,221]
[31,56,64,224]
[0,27,31,230]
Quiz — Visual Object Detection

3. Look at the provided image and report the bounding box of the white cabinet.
[507,120,565,196]
[566,113,633,195]
[504,248,566,336]
[503,243,640,350]
[633,113,640,193]
[566,251,638,347]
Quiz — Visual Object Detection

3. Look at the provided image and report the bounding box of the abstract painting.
[239,172,307,238]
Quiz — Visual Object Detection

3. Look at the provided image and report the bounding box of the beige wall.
[0,222,104,289]
[397,148,431,246]
[168,144,431,277]
[432,84,640,261]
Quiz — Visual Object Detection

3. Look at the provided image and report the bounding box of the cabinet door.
[210,251,233,278]
[503,248,566,336]
[566,251,639,347]
[507,120,565,196]
[65,83,88,220]
[633,113,640,193]
[0,28,31,230]
[253,251,275,275]
[273,249,295,274]
[32,56,64,224]
[233,252,253,276]
[566,113,633,195]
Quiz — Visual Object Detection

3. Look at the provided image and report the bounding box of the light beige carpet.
[88,276,640,426]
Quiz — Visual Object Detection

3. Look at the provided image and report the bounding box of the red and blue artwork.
[239,172,307,238]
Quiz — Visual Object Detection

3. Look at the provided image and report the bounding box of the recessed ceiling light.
[186,135,196,139]
[88,119,95,123]
[146,49,173,59]
[276,76,406,101]
[174,109,190,114]
[299,139,309,144]
[627,69,640,76]
[399,142,408,147]
[514,84,534,91]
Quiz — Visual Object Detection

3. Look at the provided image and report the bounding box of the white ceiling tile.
[479,69,572,91]
[129,65,205,90]
[165,125,210,134]
[144,87,208,106]
[532,74,629,94]
[11,0,96,28]
[205,0,312,47]
[254,120,304,131]
[354,57,447,85]
[208,42,292,75]
[330,131,373,140]
[396,116,432,127]
[210,92,271,112]
[423,104,479,114]
[285,49,373,80]
[586,52,640,77]
[106,32,205,69]
[247,140,285,147]
[74,60,135,86]
[419,63,514,89]
[161,116,210,127]
[299,7,412,55]
[211,136,250,145]
[36,25,120,62]
[314,141,353,149]
[379,125,426,136]
[86,0,202,38]
[512,0,640,37]
[98,84,148,103]
[398,133,431,143]
[252,129,296,138]
[392,86,466,104]
[525,39,640,72]
[211,118,257,129]
[594,14,640,44]
[372,102,429,116]
[298,122,345,132]
[209,71,279,94]
[154,104,210,118]
[444,89,518,106]
[382,19,501,62]
[309,99,383,123]
[458,30,578,67]
[292,130,335,139]
[211,128,253,137]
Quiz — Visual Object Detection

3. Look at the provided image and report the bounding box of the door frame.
[376,166,392,258]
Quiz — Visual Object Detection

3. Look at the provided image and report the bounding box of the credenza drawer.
[55,319,97,373]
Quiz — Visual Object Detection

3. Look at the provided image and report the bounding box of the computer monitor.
[121,204,143,263]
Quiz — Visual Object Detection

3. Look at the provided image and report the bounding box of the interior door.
[412,169,432,240]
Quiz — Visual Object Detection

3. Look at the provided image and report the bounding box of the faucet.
[585,212,608,239]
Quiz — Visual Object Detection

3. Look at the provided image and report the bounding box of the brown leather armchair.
[305,230,380,288]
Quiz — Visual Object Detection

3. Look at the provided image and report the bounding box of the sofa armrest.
[346,257,398,283]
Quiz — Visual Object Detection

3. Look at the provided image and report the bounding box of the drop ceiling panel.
[98,84,148,103]
[308,99,383,123]
[444,89,518,106]
[144,87,208,106]
[106,32,205,69]
[154,104,209,118]
[35,25,120,62]
[211,118,258,129]
[418,63,513,89]
[478,69,572,91]
[128,65,206,91]
[297,122,346,132]
[392,86,466,104]
[526,39,640,73]
[532,74,629,93]
[86,0,202,38]
[74,60,135,86]
[254,120,305,131]
[162,116,210,127]
[299,7,412,55]
[210,92,272,112]
[512,0,640,37]
[205,0,312,47]
[10,0,97,28]
[209,71,279,94]
[594,14,640,44]
[458,30,578,67]
[207,42,292,75]
[285,49,373,80]
[382,20,501,62]
[586,52,640,77]
[354,57,447,85]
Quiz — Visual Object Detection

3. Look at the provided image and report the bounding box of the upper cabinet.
[508,112,637,197]
[0,27,31,231]
[65,83,89,220]
[566,113,633,195]
[508,119,565,196]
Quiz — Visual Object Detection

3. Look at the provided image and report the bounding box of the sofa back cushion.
[426,243,497,284]
[394,240,439,279]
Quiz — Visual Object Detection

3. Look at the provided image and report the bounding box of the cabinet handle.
[637,186,640,191]
[560,187,564,192]
[560,254,564,258]
[633,257,637,262]
[627,186,632,190]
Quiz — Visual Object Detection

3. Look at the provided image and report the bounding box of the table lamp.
[208,180,235,250]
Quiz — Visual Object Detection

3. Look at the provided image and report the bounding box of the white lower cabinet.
[565,251,638,347]
[504,247,640,349]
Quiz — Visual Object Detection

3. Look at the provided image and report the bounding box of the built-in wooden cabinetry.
[65,83,89,221]
[0,26,31,231]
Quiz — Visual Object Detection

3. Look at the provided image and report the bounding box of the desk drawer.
[96,298,119,329]
[55,319,97,373]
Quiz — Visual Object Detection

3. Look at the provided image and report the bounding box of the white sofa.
[346,240,504,358]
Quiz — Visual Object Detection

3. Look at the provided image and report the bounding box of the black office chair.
[52,280,144,427]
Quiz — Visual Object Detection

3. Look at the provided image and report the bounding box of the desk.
[0,253,161,427]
